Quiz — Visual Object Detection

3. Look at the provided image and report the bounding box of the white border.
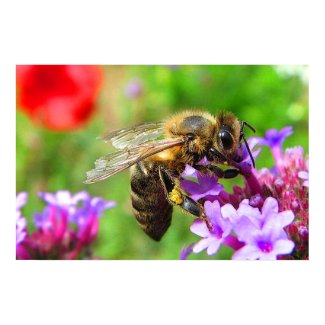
[1,1,324,325]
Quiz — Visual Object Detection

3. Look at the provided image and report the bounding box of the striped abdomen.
[130,160,173,241]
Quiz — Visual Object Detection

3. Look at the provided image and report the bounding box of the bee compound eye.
[219,130,233,150]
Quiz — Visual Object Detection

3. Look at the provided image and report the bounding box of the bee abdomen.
[130,161,173,241]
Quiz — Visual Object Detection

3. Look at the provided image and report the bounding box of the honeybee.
[85,110,255,241]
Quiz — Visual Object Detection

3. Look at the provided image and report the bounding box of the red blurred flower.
[16,65,103,131]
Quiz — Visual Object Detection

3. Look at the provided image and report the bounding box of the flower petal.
[38,192,56,205]
[193,238,213,253]
[273,239,295,256]
[258,253,278,260]
[262,197,279,218]
[197,156,210,166]
[180,244,194,260]
[279,126,293,140]
[247,137,263,150]
[180,180,200,195]
[72,191,90,204]
[207,240,221,255]
[250,136,268,147]
[190,219,210,237]
[221,203,239,224]
[298,171,308,180]
[16,192,28,210]
[182,164,199,179]
[264,210,295,234]
[231,199,263,229]
[238,200,262,226]
[190,193,208,201]
[56,190,73,205]
[204,201,222,227]
[232,245,260,260]
[233,216,260,244]
[276,210,295,227]
[91,197,116,215]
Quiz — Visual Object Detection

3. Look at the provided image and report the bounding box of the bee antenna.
[241,121,256,133]
[240,121,256,168]
[242,134,255,168]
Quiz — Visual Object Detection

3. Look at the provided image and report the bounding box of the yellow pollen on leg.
[169,188,184,205]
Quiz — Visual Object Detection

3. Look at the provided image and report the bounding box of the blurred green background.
[16,65,308,260]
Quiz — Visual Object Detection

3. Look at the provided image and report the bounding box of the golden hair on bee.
[164,109,216,138]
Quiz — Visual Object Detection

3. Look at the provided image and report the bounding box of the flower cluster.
[180,126,308,260]
[16,191,115,260]
[253,129,309,259]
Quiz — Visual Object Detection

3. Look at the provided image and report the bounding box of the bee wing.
[99,121,165,149]
[84,137,185,184]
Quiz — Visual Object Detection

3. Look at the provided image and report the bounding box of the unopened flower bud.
[249,194,263,208]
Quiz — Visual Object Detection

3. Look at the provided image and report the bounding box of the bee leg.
[223,169,240,178]
[158,166,213,230]
[194,165,239,179]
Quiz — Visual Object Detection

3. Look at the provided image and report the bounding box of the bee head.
[210,112,256,167]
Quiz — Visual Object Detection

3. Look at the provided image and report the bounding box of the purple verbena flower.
[71,196,116,245]
[16,213,27,244]
[190,201,232,255]
[18,190,116,260]
[69,194,116,224]
[124,78,143,99]
[222,197,295,260]
[16,192,31,259]
[221,198,263,227]
[254,126,293,149]
[179,243,194,260]
[180,124,308,260]
[181,171,223,201]
[16,192,28,245]
[17,192,28,211]
[34,205,68,239]
[252,126,293,170]
[38,190,88,216]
